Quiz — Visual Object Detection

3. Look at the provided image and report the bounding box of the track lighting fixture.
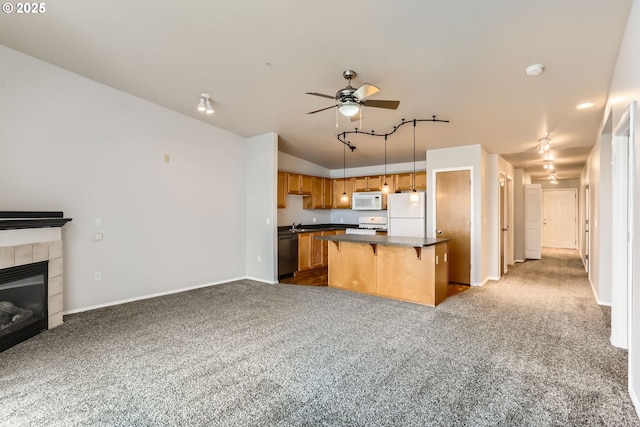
[538,137,550,153]
[198,93,214,115]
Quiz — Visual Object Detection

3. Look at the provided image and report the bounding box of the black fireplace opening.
[0,261,48,352]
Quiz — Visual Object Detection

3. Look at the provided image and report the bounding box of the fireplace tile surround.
[1,239,64,328]
[1,212,72,333]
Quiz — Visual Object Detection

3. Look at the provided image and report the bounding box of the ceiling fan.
[306,70,400,120]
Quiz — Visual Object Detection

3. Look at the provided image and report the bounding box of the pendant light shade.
[382,135,389,194]
[341,143,349,203]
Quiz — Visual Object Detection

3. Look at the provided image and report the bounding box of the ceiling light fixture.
[538,137,551,153]
[543,160,554,170]
[576,102,594,110]
[525,64,544,76]
[198,93,214,115]
[338,101,360,117]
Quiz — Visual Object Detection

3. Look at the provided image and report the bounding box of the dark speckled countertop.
[277,223,357,235]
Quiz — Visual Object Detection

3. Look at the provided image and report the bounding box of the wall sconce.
[198,93,214,115]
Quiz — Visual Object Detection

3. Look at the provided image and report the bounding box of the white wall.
[513,169,531,262]
[583,135,613,305]
[245,133,278,283]
[0,46,249,311]
[606,0,640,414]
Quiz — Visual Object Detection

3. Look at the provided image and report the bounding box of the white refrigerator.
[387,192,426,237]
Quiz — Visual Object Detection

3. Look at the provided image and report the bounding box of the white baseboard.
[245,275,278,284]
[588,277,611,306]
[64,276,247,315]
[630,384,640,421]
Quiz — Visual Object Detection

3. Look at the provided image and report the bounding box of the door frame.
[611,102,634,350]
[542,188,578,249]
[498,173,514,276]
[585,182,590,274]
[431,166,475,285]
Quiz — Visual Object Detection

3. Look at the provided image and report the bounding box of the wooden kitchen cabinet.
[366,175,383,191]
[353,175,383,192]
[287,173,313,195]
[298,232,312,271]
[277,171,287,209]
[297,231,327,271]
[332,178,354,209]
[303,177,333,209]
[394,171,426,192]
[434,242,449,306]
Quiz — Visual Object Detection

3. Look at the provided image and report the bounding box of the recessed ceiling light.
[525,64,544,76]
[576,102,594,110]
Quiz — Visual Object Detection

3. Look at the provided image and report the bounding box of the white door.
[524,184,542,259]
[542,189,577,248]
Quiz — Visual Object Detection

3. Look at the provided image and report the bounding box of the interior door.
[542,189,577,248]
[435,170,471,284]
[524,184,542,259]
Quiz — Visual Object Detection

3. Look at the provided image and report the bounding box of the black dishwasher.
[278,233,298,279]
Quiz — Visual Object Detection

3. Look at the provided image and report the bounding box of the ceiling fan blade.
[354,83,380,100]
[305,92,336,100]
[350,111,363,122]
[307,104,338,114]
[362,99,400,110]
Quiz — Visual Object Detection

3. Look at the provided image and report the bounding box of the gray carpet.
[1,249,638,426]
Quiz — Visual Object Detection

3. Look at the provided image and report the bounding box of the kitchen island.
[315,234,450,306]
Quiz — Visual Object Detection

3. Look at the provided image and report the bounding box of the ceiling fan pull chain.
[335,106,339,128]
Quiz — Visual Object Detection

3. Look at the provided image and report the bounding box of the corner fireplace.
[0,261,48,352]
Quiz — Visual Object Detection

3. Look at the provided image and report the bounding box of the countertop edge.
[315,234,449,247]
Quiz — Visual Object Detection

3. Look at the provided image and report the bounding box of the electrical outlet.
[94,272,101,281]
[340,218,344,223]
[312,218,317,223]
[94,217,102,227]
[257,255,262,262]
[266,218,270,225]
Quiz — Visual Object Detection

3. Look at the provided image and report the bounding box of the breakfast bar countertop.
[315,233,449,247]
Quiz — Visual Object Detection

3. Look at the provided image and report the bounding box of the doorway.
[499,173,512,276]
[435,169,471,285]
[542,189,577,249]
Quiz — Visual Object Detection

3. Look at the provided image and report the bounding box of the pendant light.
[340,143,349,204]
[410,119,420,202]
[382,134,389,194]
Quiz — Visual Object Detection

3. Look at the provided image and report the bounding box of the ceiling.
[0,0,633,180]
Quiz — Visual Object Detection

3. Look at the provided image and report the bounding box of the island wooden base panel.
[280,268,469,299]
[327,241,449,306]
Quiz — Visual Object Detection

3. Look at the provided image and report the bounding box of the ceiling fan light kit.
[338,101,360,117]
[306,70,400,118]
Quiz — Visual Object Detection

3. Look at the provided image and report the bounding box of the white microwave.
[352,192,383,210]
